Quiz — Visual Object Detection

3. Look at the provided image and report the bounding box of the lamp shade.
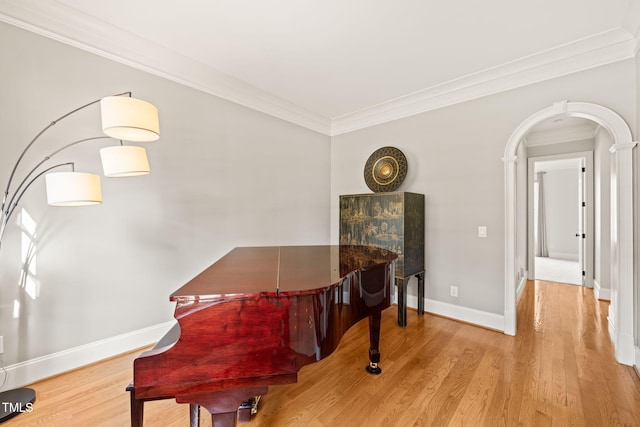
[45,172,102,206]
[100,96,160,142]
[100,145,150,177]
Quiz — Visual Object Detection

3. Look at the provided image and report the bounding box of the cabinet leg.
[416,272,425,316]
[396,277,407,327]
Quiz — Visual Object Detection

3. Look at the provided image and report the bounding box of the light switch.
[478,226,487,238]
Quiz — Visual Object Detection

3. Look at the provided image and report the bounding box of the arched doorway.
[503,100,636,366]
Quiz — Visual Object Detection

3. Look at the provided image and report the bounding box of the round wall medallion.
[364,146,407,192]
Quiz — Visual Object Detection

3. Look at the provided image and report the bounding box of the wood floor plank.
[516,343,542,426]
[447,349,500,426]
[427,345,487,425]
[3,280,640,427]
[392,329,463,426]
[562,331,587,426]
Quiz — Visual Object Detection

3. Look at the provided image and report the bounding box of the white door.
[577,159,586,285]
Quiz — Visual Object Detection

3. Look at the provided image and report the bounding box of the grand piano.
[129,245,397,426]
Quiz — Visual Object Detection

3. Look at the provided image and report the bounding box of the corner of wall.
[516,274,528,302]
[593,279,611,300]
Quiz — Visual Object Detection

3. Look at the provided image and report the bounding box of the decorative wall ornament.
[363,146,407,192]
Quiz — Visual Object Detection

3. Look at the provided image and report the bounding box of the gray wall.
[331,59,636,317]
[0,22,331,367]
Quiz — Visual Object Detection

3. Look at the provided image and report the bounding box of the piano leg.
[129,389,143,427]
[190,404,200,427]
[365,311,382,375]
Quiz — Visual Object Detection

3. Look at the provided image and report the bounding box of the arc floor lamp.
[0,91,160,422]
[0,91,160,251]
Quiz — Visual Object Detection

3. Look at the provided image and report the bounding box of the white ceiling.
[1,0,639,135]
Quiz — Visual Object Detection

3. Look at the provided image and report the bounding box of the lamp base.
[0,388,36,423]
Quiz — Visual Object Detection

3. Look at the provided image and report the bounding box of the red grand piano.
[129,245,397,426]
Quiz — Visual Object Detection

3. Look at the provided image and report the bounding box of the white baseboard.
[548,252,579,261]
[607,311,616,346]
[604,301,635,364]
[422,298,505,331]
[635,346,640,372]
[606,300,634,366]
[1,321,175,391]
[593,279,611,300]
[399,291,504,332]
[516,275,527,303]
[605,307,634,364]
[393,285,504,332]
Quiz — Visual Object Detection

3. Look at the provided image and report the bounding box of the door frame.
[527,152,593,287]
[503,100,635,366]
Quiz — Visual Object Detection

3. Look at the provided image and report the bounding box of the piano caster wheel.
[365,362,381,375]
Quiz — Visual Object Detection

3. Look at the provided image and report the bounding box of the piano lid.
[170,245,397,302]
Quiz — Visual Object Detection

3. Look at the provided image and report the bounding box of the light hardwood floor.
[3,280,640,426]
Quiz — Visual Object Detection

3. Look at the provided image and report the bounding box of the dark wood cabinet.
[339,192,425,326]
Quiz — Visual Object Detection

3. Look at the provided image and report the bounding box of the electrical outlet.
[0,336,3,354]
[478,226,487,238]
[450,286,458,297]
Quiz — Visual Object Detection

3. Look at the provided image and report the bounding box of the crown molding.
[0,0,638,138]
[331,27,637,135]
[0,0,332,135]
[621,0,640,55]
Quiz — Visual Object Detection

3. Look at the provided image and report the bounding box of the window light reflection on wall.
[13,299,20,319]
[19,208,38,300]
